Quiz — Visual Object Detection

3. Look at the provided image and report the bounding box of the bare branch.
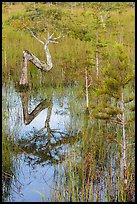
[50,40,59,44]
[127,143,135,147]
[21,21,44,45]
[26,26,44,45]
[109,119,123,125]
[88,82,92,88]
[47,32,65,44]
[51,34,65,41]
[49,33,54,39]
[117,115,122,121]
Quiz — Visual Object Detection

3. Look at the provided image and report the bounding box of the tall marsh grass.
[2,3,134,86]
[2,3,135,202]
[38,120,135,202]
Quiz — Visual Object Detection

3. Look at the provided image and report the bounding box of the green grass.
[2,2,134,86]
[2,3,135,202]
[37,119,134,202]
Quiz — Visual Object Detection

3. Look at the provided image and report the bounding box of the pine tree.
[92,42,135,196]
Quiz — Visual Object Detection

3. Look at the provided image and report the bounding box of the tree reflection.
[17,91,81,167]
[21,91,52,125]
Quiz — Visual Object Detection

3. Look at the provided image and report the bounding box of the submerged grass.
[40,119,134,202]
[2,3,135,202]
[2,96,20,202]
[2,120,16,201]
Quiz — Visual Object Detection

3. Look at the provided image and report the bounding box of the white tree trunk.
[19,48,52,86]
[4,50,7,68]
[19,26,64,86]
[85,69,89,110]
[100,15,106,29]
[95,20,99,79]
[121,89,127,192]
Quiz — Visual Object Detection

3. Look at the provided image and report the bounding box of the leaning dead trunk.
[19,48,52,86]
[19,25,64,86]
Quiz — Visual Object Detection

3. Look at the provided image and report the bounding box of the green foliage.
[2,2,135,202]
[2,2,135,109]
[129,104,135,112]
[92,42,134,127]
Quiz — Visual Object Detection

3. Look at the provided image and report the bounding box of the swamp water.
[2,79,135,202]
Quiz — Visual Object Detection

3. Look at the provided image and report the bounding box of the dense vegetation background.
[2,2,135,202]
[2,2,135,85]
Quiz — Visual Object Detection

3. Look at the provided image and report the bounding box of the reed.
[2,3,134,202]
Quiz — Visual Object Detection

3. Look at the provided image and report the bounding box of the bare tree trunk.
[19,26,64,86]
[71,2,76,14]
[121,89,127,192]
[4,50,7,68]
[19,46,53,86]
[100,14,106,29]
[95,18,99,79]
[120,27,124,44]
[85,68,89,110]
[19,51,28,86]
[96,46,99,79]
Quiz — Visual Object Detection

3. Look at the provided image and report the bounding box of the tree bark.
[95,17,99,79]
[19,26,64,86]
[121,89,127,192]
[100,15,106,29]
[4,50,7,68]
[85,68,89,110]
[19,47,53,86]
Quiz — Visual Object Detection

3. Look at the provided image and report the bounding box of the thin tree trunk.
[95,18,99,79]
[96,46,99,79]
[71,2,76,14]
[4,50,7,68]
[85,68,89,110]
[121,89,127,192]
[100,15,106,29]
[19,51,28,86]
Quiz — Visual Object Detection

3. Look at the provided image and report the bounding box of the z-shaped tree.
[19,23,64,86]
[18,91,81,166]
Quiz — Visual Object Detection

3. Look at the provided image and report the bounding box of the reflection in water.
[2,83,82,202]
[18,91,81,166]
[20,91,52,125]
[2,83,135,202]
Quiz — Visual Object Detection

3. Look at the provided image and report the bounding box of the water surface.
[2,81,85,202]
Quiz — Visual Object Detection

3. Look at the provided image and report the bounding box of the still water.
[2,81,85,202]
[2,80,135,202]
